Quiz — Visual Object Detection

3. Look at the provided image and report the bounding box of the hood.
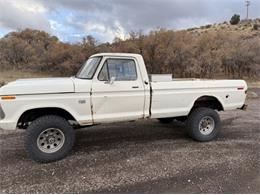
[0,77,75,96]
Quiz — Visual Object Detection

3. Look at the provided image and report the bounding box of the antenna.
[245,0,250,19]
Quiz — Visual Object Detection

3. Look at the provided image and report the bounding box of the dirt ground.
[0,90,259,193]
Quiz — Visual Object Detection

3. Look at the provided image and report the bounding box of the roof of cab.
[90,53,142,58]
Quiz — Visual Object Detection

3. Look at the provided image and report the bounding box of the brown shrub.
[0,26,259,80]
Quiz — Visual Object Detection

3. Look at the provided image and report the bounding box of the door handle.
[132,86,139,89]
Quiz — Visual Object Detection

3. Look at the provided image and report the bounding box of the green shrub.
[230,14,240,25]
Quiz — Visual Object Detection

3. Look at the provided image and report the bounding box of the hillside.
[0,19,259,84]
[188,19,260,37]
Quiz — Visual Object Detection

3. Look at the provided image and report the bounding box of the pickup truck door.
[91,57,145,123]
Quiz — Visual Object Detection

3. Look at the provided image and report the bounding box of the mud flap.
[239,104,247,111]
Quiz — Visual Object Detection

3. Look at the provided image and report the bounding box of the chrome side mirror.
[105,76,116,85]
[109,76,116,84]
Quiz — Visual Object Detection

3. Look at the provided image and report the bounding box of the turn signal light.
[1,96,16,100]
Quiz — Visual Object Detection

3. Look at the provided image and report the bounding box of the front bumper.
[0,120,17,130]
[0,102,17,130]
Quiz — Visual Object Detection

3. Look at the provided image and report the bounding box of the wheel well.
[191,96,223,112]
[17,108,76,129]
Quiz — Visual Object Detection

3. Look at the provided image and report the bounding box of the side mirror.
[105,76,116,85]
[109,76,116,84]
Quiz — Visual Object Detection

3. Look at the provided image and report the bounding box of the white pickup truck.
[0,53,247,162]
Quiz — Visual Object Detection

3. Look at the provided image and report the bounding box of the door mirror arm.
[105,76,116,85]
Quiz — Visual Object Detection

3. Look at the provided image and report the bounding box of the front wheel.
[25,115,75,163]
[186,108,221,142]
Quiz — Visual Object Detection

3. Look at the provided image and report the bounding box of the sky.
[0,0,259,43]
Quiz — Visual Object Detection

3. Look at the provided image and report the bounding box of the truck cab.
[75,53,150,123]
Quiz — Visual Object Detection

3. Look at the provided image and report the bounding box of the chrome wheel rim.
[37,128,65,153]
[199,116,215,135]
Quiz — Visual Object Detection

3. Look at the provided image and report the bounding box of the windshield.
[76,57,102,79]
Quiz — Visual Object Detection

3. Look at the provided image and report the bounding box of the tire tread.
[24,115,75,163]
[186,107,221,142]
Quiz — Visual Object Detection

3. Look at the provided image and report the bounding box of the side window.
[98,62,109,81]
[98,59,137,81]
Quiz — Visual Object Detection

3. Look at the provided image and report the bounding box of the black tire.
[25,115,75,163]
[186,107,221,142]
[157,117,174,124]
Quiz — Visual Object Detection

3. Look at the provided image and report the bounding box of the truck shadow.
[221,116,240,126]
[73,121,188,153]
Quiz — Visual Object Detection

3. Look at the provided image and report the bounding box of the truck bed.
[150,79,247,118]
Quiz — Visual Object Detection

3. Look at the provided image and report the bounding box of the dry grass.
[0,70,56,86]
[190,19,260,36]
[247,81,260,88]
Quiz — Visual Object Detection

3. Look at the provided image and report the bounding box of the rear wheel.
[157,117,174,124]
[25,115,75,163]
[186,107,221,142]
